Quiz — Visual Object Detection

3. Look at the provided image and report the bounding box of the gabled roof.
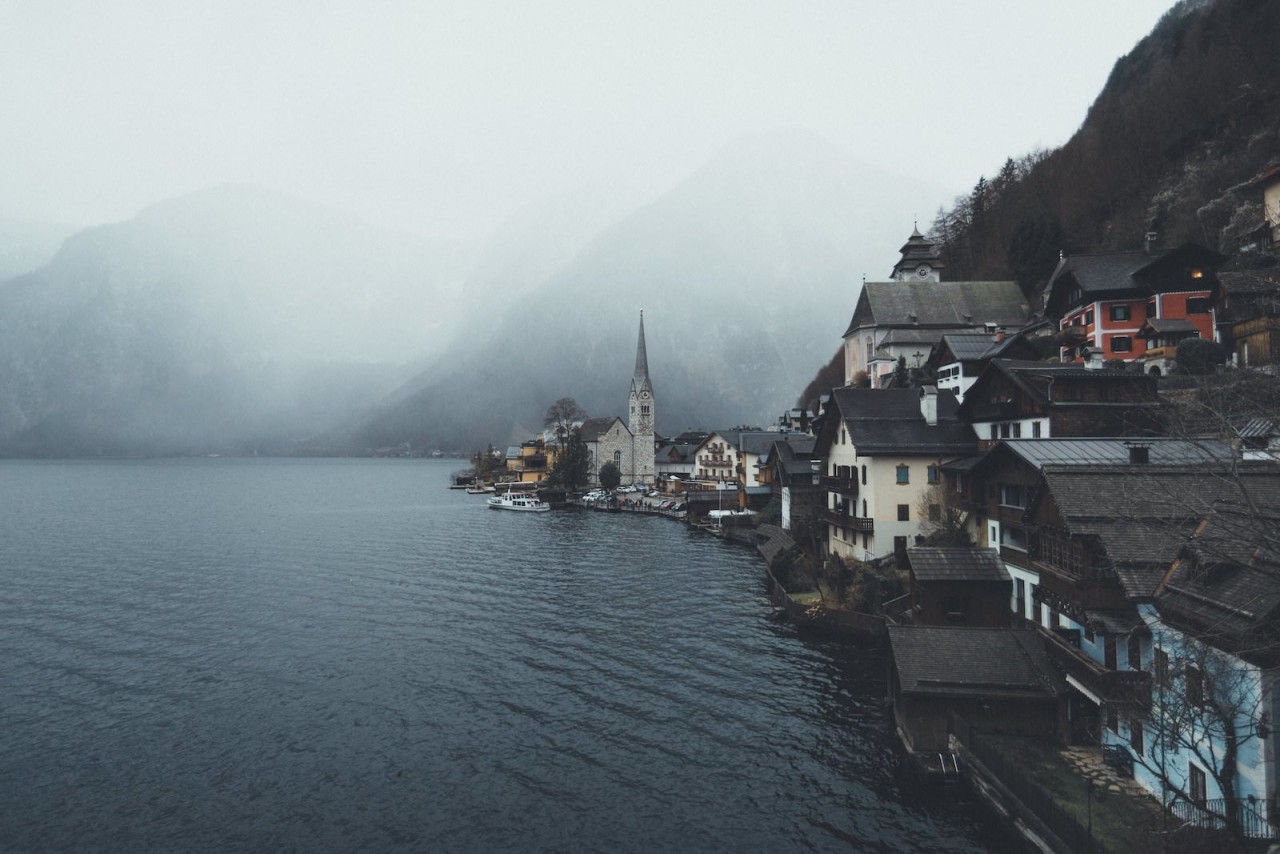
[1138,317,1199,336]
[765,436,817,477]
[937,332,1030,363]
[1042,243,1225,317]
[844,281,1031,337]
[907,548,1010,583]
[888,626,1064,699]
[823,388,976,456]
[957,359,1160,420]
[579,416,627,443]
[696,429,776,457]
[977,437,1235,470]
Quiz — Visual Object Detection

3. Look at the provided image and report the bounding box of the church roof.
[579,417,627,443]
[843,281,1031,337]
[634,311,649,380]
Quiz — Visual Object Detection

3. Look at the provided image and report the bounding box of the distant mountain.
[0,216,78,280]
[934,0,1280,290]
[354,131,944,451]
[0,186,474,456]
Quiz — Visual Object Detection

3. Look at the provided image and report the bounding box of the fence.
[1171,797,1277,839]
[951,714,1108,854]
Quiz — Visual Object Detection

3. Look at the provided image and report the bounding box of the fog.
[0,1,1183,454]
[4,1,1177,239]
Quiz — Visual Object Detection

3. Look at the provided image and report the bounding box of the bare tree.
[543,397,586,450]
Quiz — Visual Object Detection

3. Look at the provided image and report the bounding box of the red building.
[1043,243,1224,371]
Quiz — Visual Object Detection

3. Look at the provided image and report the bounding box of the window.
[1015,579,1025,616]
[1110,304,1131,321]
[1129,719,1145,757]
[1187,663,1205,706]
[1012,422,1022,438]
[927,465,940,484]
[1001,526,1028,551]
[613,450,622,466]
[1186,296,1209,314]
[1155,648,1170,687]
[896,464,909,484]
[1111,336,1132,353]
[1085,309,1095,325]
[861,499,868,517]
[1000,423,1011,439]
[1000,484,1026,508]
[897,504,910,521]
[1127,633,1142,671]
[640,404,650,416]
[1146,299,1157,318]
[860,465,867,485]
[1189,764,1207,807]
[1032,421,1043,438]
[990,425,999,440]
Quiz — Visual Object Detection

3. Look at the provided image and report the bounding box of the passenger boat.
[486,491,551,512]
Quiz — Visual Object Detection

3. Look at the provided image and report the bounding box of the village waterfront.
[1,457,1001,853]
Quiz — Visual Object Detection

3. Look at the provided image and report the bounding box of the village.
[460,168,1280,853]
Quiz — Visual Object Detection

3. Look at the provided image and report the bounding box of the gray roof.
[888,626,1064,699]
[877,328,947,348]
[765,437,817,476]
[908,548,1010,583]
[1236,418,1279,439]
[845,280,1032,337]
[939,332,1025,362]
[997,437,1235,468]
[1140,317,1199,335]
[826,388,977,456]
[579,416,626,443]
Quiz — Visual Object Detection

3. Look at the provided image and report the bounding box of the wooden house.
[906,547,1012,628]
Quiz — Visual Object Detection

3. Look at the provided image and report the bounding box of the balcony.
[820,474,859,496]
[818,508,874,532]
[1041,626,1151,709]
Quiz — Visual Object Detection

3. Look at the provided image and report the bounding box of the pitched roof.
[826,388,977,456]
[1042,243,1225,316]
[990,437,1235,469]
[907,548,1010,583]
[938,332,1030,362]
[844,280,1031,337]
[579,416,627,443]
[888,626,1064,699]
[1139,317,1199,336]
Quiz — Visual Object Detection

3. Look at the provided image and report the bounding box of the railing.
[817,508,873,531]
[819,474,859,496]
[950,714,1108,854]
[1041,627,1151,708]
[1171,797,1277,839]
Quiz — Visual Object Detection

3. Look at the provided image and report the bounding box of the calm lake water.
[1,458,999,852]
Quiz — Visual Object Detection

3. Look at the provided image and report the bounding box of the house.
[1042,242,1225,372]
[887,625,1067,753]
[906,547,1012,628]
[654,430,707,488]
[814,387,977,564]
[761,436,818,533]
[929,331,1039,403]
[1136,497,1280,834]
[963,437,1249,748]
[956,359,1164,444]
[506,438,554,483]
[1216,270,1280,368]
[842,280,1032,388]
[1246,165,1280,250]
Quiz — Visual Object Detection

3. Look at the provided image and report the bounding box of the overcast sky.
[2,0,1179,240]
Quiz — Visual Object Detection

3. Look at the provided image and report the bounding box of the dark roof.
[1139,317,1199,336]
[991,437,1235,469]
[908,548,1010,583]
[765,437,817,476]
[826,388,977,456]
[579,416,626,443]
[1156,503,1280,659]
[938,332,1029,362]
[844,280,1031,337]
[888,626,1064,699]
[1042,243,1225,316]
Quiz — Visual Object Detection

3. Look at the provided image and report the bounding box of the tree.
[598,461,621,490]
[1176,338,1227,375]
[547,429,590,491]
[913,483,971,547]
[544,397,587,450]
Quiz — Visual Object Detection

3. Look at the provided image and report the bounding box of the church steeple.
[627,310,655,484]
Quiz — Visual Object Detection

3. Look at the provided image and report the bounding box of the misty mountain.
[355,131,943,451]
[0,186,474,456]
[0,216,79,280]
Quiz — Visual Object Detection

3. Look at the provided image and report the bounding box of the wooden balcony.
[820,474,859,496]
[818,508,874,532]
[1031,560,1130,611]
[1041,626,1151,709]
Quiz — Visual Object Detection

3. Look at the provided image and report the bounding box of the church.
[579,312,657,486]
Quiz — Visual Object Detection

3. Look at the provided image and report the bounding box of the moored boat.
[486,491,551,512]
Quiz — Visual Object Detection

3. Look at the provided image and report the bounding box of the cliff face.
[935,0,1280,292]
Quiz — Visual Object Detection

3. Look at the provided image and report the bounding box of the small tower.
[628,311,656,484]
[890,223,944,282]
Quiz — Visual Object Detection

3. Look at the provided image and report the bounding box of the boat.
[466,485,494,494]
[486,491,551,512]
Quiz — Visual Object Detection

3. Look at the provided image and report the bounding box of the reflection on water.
[1,459,995,852]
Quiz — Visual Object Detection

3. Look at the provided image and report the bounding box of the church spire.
[634,310,649,380]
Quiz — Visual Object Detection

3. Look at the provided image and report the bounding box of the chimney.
[1126,442,1151,464]
[994,329,1006,343]
[920,385,938,426]
[1144,231,1159,255]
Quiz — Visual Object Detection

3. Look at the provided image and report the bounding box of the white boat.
[487,491,551,512]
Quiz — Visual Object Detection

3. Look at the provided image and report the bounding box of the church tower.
[890,223,944,282]
[627,311,656,484]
